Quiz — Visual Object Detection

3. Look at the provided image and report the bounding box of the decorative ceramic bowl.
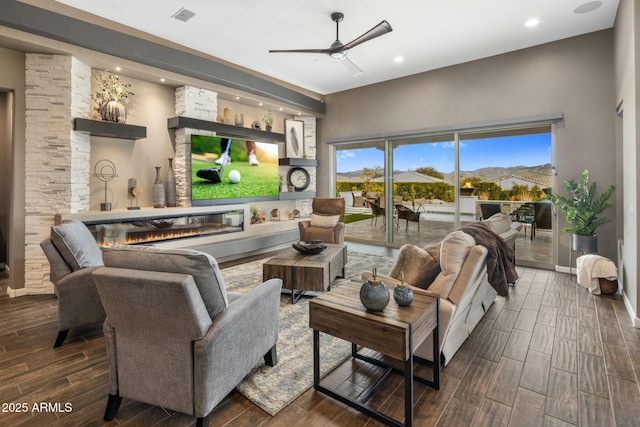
[292,240,327,255]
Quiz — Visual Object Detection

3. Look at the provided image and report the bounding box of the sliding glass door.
[335,141,387,243]
[389,134,456,247]
[334,124,554,268]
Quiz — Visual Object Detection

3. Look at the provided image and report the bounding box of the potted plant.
[262,110,274,132]
[93,70,134,123]
[546,169,615,253]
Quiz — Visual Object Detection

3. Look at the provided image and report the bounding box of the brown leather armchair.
[298,198,346,244]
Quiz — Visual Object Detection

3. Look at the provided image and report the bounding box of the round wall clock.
[287,167,310,191]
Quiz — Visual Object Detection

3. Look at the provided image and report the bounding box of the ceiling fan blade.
[343,20,392,50]
[269,48,326,54]
[339,56,364,77]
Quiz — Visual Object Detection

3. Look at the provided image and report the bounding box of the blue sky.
[336,133,551,173]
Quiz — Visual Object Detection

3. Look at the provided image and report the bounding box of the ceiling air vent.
[172,7,195,22]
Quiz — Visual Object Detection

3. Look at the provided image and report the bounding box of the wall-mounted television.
[190,134,280,206]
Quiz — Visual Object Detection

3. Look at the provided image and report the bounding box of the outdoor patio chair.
[480,203,502,220]
[367,200,385,227]
[533,202,552,231]
[395,204,421,232]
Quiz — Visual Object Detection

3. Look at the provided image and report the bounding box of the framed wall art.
[285,119,304,158]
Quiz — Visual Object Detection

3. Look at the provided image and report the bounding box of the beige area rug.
[220,249,396,416]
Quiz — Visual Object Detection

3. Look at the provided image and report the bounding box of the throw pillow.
[102,245,228,319]
[50,220,103,271]
[389,244,441,289]
[428,230,476,299]
[310,213,340,228]
[483,213,511,234]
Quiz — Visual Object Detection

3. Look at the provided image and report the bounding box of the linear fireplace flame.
[84,210,244,246]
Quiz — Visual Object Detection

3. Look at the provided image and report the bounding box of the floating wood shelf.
[278,158,318,167]
[279,191,316,200]
[74,118,147,140]
[167,116,285,143]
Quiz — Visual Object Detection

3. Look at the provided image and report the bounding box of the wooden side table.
[309,281,439,427]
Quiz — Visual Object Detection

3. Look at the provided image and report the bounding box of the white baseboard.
[7,284,55,298]
[623,291,640,328]
[555,265,571,274]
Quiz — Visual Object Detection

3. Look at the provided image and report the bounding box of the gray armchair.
[40,220,106,347]
[92,245,282,427]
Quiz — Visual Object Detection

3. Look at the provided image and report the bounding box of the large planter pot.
[572,233,597,254]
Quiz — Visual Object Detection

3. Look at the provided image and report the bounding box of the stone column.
[24,54,90,293]
[174,86,218,206]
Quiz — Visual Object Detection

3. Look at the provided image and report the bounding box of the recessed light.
[574,1,603,14]
[279,107,283,111]
[524,18,539,28]
[258,102,263,106]
[235,96,240,100]
[160,78,166,82]
[115,66,122,71]
[393,56,404,63]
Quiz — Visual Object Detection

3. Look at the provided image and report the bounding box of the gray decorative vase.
[153,166,165,208]
[99,100,126,123]
[393,272,413,307]
[572,233,597,254]
[360,268,390,312]
[165,158,177,207]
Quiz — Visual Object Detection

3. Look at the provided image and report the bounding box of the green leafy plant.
[93,70,134,104]
[262,110,274,128]
[546,169,615,236]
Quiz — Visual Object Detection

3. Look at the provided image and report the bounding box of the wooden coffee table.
[309,281,439,427]
[262,244,347,303]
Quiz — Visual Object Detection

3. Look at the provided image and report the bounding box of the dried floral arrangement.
[93,70,134,105]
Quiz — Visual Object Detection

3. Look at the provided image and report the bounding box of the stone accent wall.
[174,86,218,206]
[24,54,90,293]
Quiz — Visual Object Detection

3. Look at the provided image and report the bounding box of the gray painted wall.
[319,30,617,268]
[0,46,25,291]
[0,92,11,267]
[613,0,639,321]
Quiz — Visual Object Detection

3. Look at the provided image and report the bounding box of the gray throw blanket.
[459,222,518,297]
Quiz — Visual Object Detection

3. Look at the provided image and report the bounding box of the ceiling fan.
[269,12,393,76]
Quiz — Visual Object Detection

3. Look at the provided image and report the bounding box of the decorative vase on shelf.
[153,166,165,208]
[360,268,390,312]
[165,158,177,207]
[234,113,244,127]
[393,272,414,307]
[99,100,126,123]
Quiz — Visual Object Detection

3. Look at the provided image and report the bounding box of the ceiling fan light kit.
[269,12,392,76]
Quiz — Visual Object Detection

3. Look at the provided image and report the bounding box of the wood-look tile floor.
[1,251,639,426]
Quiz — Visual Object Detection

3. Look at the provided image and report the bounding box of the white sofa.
[362,229,501,366]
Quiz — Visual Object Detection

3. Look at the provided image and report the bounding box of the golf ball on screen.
[228,170,241,184]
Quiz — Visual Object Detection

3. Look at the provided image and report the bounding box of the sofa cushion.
[390,244,441,289]
[50,220,103,271]
[310,213,340,228]
[102,245,228,319]
[428,230,476,299]
[482,213,512,235]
